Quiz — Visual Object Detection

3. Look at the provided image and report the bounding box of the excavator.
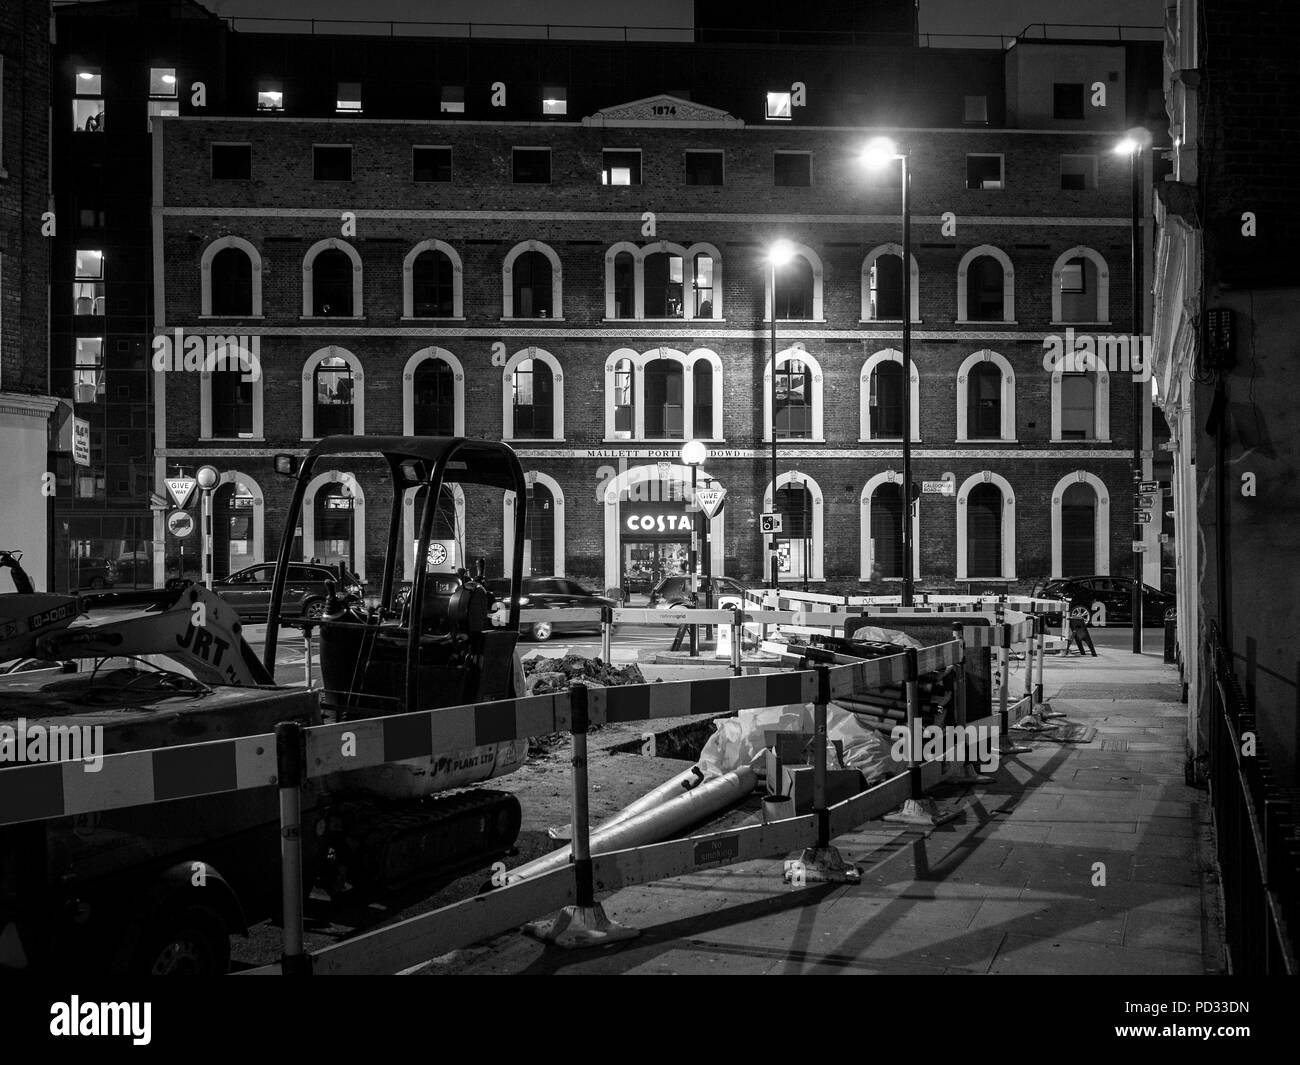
[0,437,531,974]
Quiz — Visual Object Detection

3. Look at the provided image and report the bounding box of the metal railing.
[1207,622,1299,975]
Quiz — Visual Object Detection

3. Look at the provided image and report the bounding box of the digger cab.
[263,437,527,717]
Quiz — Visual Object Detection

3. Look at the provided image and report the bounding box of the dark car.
[72,556,118,590]
[173,561,363,621]
[649,575,750,609]
[1034,576,1174,627]
[484,576,615,642]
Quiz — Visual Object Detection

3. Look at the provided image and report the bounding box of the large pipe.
[507,766,758,885]
[548,764,705,841]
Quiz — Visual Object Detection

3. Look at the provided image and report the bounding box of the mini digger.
[0,437,531,974]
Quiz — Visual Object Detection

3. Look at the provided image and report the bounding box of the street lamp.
[196,464,219,590]
[1115,129,1152,654]
[861,137,914,605]
[681,439,707,657]
[766,240,795,592]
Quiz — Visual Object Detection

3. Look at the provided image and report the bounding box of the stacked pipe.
[832,673,951,733]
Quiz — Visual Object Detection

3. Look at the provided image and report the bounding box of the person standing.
[1068,605,1097,656]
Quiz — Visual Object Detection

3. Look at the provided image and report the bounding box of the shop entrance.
[622,540,689,597]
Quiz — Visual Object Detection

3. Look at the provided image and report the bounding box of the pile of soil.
[523,654,648,695]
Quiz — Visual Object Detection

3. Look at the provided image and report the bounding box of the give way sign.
[695,487,727,519]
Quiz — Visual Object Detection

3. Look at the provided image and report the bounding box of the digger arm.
[35,585,273,688]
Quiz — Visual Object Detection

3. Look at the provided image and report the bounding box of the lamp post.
[196,464,219,590]
[681,439,707,657]
[1116,130,1150,654]
[862,138,914,605]
[766,240,794,592]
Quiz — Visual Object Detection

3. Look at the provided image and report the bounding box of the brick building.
[0,0,58,588]
[52,2,1166,596]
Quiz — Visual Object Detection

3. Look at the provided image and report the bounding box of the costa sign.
[625,512,693,533]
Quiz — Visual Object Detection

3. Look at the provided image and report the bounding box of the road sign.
[760,513,783,534]
[1135,493,1156,507]
[695,487,727,519]
[1138,481,1160,492]
[1132,541,1147,552]
[921,480,955,496]
[1134,511,1153,524]
[167,510,195,538]
[165,476,197,508]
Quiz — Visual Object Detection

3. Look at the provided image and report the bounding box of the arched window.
[643,358,684,438]
[523,481,555,575]
[211,247,253,316]
[312,249,354,317]
[967,362,1002,439]
[411,249,455,318]
[403,482,463,579]
[315,482,356,571]
[775,357,814,438]
[313,356,355,437]
[1060,373,1096,439]
[763,471,824,582]
[956,245,1014,323]
[870,481,904,578]
[861,245,919,322]
[211,366,254,438]
[201,236,262,317]
[957,472,1016,582]
[512,250,552,318]
[957,350,1015,442]
[869,361,903,438]
[511,358,554,438]
[1051,246,1109,324]
[214,479,256,578]
[412,358,456,436]
[1060,482,1096,574]
[644,252,685,319]
[966,256,1004,321]
[966,483,1004,578]
[775,255,814,320]
[693,253,715,317]
[693,362,713,438]
[613,252,635,319]
[612,357,635,438]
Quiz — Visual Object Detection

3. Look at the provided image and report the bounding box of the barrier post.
[786,665,861,882]
[730,605,742,678]
[945,623,990,784]
[1035,615,1046,703]
[300,620,316,689]
[883,646,939,824]
[523,683,638,947]
[600,606,613,664]
[275,720,311,976]
[1023,615,1036,704]
[999,621,1033,755]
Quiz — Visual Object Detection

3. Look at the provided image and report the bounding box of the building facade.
[0,0,58,589]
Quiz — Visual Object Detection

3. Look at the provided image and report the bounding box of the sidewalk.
[423,633,1224,975]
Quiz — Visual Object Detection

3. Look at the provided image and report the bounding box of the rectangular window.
[212,144,252,180]
[257,81,284,112]
[149,67,177,97]
[765,92,792,120]
[336,81,362,113]
[75,338,105,403]
[513,147,551,184]
[76,68,102,95]
[73,97,104,132]
[684,150,723,186]
[963,94,988,123]
[413,146,452,182]
[74,249,105,316]
[1060,262,1086,293]
[441,85,465,114]
[966,154,1003,190]
[313,145,353,182]
[1053,83,1085,120]
[602,149,641,186]
[146,99,178,130]
[1060,154,1097,190]
[773,151,811,187]
[542,85,566,116]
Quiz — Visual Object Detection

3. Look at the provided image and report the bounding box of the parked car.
[1033,576,1174,627]
[484,577,615,642]
[72,556,118,590]
[649,574,751,609]
[169,561,363,621]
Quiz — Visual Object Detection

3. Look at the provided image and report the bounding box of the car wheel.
[133,905,230,976]
[531,620,553,642]
[88,576,106,589]
[301,598,326,620]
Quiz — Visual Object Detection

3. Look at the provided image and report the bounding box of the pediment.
[582,94,744,128]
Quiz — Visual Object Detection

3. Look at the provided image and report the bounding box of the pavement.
[420,628,1225,975]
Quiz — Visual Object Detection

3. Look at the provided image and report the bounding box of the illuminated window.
[601,149,641,186]
[966,154,1003,190]
[511,359,554,438]
[441,85,465,114]
[774,358,813,439]
[313,357,355,437]
[74,249,105,316]
[257,81,284,112]
[73,68,104,132]
[74,338,105,404]
[336,81,362,113]
[765,92,792,120]
[613,359,634,439]
[150,67,177,97]
[542,86,566,116]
